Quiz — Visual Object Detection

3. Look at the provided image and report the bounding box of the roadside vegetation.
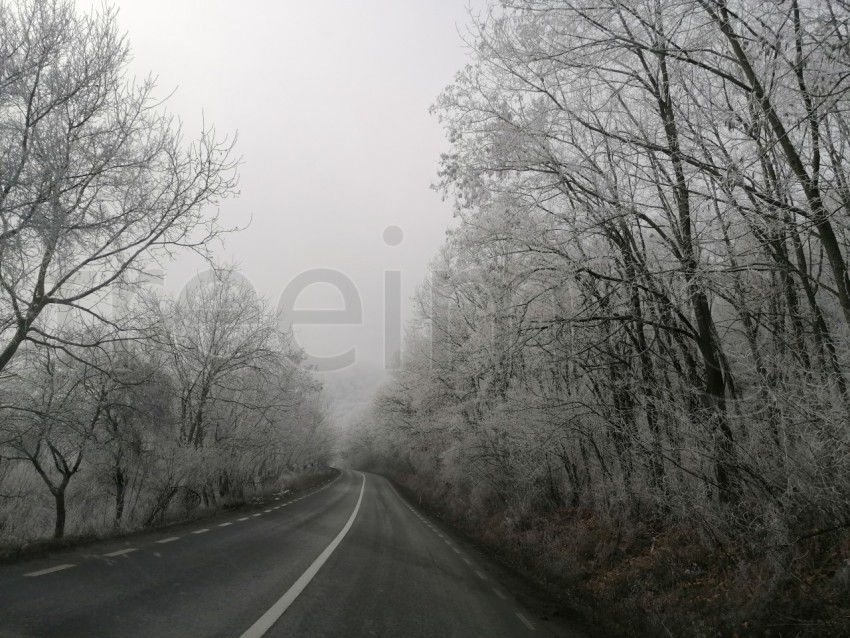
[0,0,332,548]
[346,1,850,635]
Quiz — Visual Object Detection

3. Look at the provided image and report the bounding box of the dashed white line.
[218,522,232,527]
[492,587,507,600]
[463,558,472,565]
[238,517,249,521]
[251,513,262,517]
[264,509,272,513]
[475,570,487,580]
[104,548,137,557]
[156,537,179,544]
[192,528,210,534]
[516,612,535,630]
[24,564,74,577]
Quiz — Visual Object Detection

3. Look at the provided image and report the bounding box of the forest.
[0,1,332,546]
[4,0,850,634]
[345,1,850,635]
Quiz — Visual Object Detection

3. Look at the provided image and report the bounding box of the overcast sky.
[99,0,483,381]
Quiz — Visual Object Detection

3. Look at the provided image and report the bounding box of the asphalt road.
[0,470,586,638]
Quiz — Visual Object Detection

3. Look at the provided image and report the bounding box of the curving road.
[0,471,586,637]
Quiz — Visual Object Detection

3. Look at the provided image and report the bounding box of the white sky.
[100,0,482,377]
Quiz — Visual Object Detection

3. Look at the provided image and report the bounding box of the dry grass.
[0,465,338,561]
[389,471,850,638]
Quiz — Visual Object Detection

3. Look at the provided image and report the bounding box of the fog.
[109,0,481,388]
[4,2,850,634]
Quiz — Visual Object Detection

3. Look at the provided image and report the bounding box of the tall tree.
[0,0,238,373]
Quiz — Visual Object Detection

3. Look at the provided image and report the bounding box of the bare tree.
[355,3,850,631]
[149,269,285,449]
[0,0,239,373]
[1,347,104,538]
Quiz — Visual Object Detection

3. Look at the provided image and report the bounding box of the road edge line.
[238,472,366,638]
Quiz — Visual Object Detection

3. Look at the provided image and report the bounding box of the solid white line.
[239,473,366,638]
[156,537,179,544]
[516,612,535,630]
[219,522,232,527]
[24,564,74,577]
[493,587,507,600]
[192,529,210,534]
[104,548,137,557]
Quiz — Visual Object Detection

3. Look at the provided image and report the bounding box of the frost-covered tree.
[0,0,238,372]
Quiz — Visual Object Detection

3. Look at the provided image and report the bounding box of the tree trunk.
[114,466,126,531]
[53,488,67,539]
[0,324,30,375]
[656,46,737,504]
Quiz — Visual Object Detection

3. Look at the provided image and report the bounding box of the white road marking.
[493,587,507,600]
[452,547,461,554]
[238,517,249,521]
[104,548,137,557]
[516,613,535,630]
[463,557,471,565]
[476,570,487,580]
[252,513,262,517]
[239,473,366,638]
[156,537,179,544]
[219,522,232,527]
[264,509,272,513]
[192,529,210,534]
[24,564,74,577]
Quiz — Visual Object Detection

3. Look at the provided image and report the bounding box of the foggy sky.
[103,0,482,380]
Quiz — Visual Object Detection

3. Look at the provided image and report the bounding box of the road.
[0,470,586,637]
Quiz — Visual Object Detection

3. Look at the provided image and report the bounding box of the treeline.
[0,0,331,544]
[1,273,330,541]
[347,1,850,635]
